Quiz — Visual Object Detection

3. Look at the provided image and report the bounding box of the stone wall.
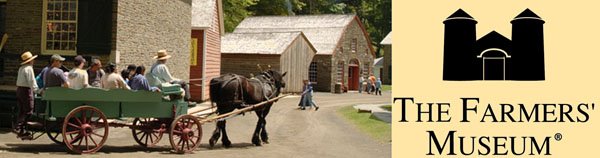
[115,0,191,81]
[1,0,43,84]
[312,54,332,92]
[330,18,375,92]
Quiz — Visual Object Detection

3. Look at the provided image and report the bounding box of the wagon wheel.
[132,118,165,147]
[62,106,109,154]
[46,120,65,145]
[169,115,202,154]
[46,119,80,145]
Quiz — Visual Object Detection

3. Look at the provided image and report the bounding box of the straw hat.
[20,51,38,65]
[153,49,172,60]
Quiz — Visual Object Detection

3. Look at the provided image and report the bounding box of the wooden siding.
[221,54,280,78]
[189,0,221,101]
[203,0,221,101]
[279,36,316,93]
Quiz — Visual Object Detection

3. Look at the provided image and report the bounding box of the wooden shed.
[190,0,223,101]
[221,32,316,93]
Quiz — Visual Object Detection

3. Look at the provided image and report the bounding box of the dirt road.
[0,92,391,158]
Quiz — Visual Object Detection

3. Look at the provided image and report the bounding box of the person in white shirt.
[148,50,192,104]
[15,51,39,139]
[67,55,89,89]
[101,63,130,90]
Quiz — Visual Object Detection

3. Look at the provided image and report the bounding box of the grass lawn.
[338,106,391,143]
[381,105,391,112]
[381,85,391,91]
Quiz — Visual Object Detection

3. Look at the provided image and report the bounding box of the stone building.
[190,0,222,101]
[221,32,316,93]
[234,15,375,92]
[381,32,391,84]
[0,0,192,85]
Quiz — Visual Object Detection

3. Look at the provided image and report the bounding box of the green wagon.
[24,86,202,154]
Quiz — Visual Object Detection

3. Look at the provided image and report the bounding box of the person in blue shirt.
[128,65,160,92]
[375,78,382,96]
[299,80,319,111]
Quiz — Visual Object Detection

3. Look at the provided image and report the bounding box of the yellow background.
[392,0,600,157]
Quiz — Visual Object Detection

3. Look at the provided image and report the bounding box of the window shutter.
[76,0,112,53]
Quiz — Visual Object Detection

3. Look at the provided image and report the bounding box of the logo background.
[393,0,600,157]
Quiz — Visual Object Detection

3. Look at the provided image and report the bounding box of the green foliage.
[223,0,258,32]
[248,0,305,15]
[297,0,347,14]
[381,105,391,112]
[381,84,391,91]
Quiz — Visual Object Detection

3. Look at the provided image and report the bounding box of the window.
[351,38,357,52]
[42,0,78,55]
[336,61,344,83]
[309,62,318,83]
[363,62,370,77]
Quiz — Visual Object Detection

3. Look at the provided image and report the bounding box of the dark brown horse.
[209,69,286,147]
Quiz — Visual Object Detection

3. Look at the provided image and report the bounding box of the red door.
[348,66,359,90]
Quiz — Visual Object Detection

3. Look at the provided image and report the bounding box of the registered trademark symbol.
[554,133,562,141]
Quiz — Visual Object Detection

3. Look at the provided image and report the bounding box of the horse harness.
[219,72,277,107]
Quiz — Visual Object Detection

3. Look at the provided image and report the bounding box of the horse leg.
[220,120,232,148]
[260,105,272,144]
[252,111,263,146]
[209,120,222,148]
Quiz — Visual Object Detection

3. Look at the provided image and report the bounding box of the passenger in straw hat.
[147,49,194,105]
[14,51,39,139]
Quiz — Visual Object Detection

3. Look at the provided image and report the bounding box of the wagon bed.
[42,87,188,119]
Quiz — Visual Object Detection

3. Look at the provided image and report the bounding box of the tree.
[328,0,391,57]
[363,0,391,58]
[248,0,305,16]
[223,0,257,32]
[297,0,347,14]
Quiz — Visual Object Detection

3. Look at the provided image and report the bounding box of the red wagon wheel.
[62,106,109,154]
[132,118,165,147]
[46,120,66,145]
[169,115,202,154]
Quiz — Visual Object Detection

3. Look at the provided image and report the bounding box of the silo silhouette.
[511,9,545,80]
[443,9,480,80]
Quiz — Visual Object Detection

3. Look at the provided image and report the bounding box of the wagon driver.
[14,51,39,139]
[148,50,194,105]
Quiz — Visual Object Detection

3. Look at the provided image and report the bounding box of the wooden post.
[188,105,216,115]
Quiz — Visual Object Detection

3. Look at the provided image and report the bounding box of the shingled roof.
[222,32,315,55]
[234,14,357,55]
[191,0,224,32]
[381,32,392,45]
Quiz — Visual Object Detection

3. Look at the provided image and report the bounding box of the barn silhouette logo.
[443,9,545,81]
